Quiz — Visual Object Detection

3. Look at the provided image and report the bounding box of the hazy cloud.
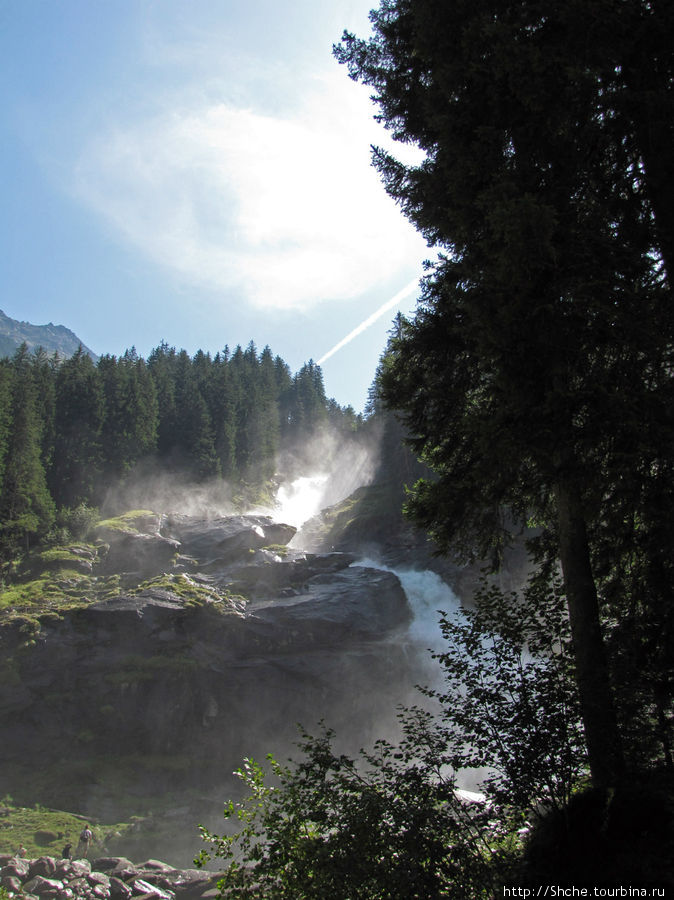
[73,72,426,311]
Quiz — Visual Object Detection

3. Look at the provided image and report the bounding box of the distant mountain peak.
[0,309,98,361]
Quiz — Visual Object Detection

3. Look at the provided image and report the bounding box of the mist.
[100,423,382,527]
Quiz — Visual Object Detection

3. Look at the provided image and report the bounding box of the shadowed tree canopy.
[337,0,674,788]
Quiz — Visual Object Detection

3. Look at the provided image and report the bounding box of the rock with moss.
[0,511,421,841]
[160,514,296,566]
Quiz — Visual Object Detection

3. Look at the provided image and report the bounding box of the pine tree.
[337,0,674,787]
[0,359,14,491]
[50,348,104,507]
[288,361,328,439]
[0,345,55,551]
[147,341,179,459]
[173,351,219,480]
[209,350,239,479]
[100,351,158,477]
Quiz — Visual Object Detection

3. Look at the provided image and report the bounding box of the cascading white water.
[273,473,330,528]
[353,558,488,799]
[353,557,460,654]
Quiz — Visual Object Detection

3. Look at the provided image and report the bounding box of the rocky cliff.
[0,512,422,862]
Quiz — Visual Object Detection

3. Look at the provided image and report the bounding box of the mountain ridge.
[0,308,98,361]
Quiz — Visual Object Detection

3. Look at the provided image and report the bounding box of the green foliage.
[56,503,100,541]
[95,509,158,535]
[198,579,584,896]
[99,349,159,478]
[429,576,586,814]
[261,544,289,558]
[0,569,117,615]
[198,727,501,899]
[131,572,245,611]
[50,348,104,508]
[0,346,55,554]
[303,483,404,550]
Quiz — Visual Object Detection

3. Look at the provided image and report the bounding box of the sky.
[0,0,430,412]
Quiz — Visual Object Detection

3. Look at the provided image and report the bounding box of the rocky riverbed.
[0,853,221,900]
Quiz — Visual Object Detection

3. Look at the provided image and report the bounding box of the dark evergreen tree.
[209,349,239,479]
[100,350,158,478]
[250,346,281,479]
[337,0,674,787]
[50,347,104,507]
[0,345,55,550]
[29,347,57,478]
[288,361,328,438]
[147,341,179,459]
[172,350,219,480]
[0,359,14,491]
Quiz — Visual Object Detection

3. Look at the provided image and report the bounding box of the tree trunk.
[555,475,626,788]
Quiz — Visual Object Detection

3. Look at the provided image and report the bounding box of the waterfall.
[353,557,460,654]
[273,473,330,528]
[352,557,488,799]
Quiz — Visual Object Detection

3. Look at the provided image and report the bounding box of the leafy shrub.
[58,503,100,540]
[429,574,586,815]
[197,725,501,899]
[198,576,585,897]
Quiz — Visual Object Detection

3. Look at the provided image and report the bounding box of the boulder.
[161,515,296,566]
[34,830,59,846]
[2,858,31,878]
[23,875,64,894]
[0,511,428,822]
[1,875,23,892]
[85,594,184,618]
[92,859,134,874]
[58,861,95,880]
[106,862,139,882]
[227,551,356,599]
[29,857,58,878]
[130,879,174,899]
[87,872,111,889]
[0,853,224,900]
[251,565,411,643]
[109,877,133,899]
[136,862,174,873]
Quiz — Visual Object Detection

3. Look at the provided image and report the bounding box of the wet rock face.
[93,514,298,578]
[0,854,220,900]
[161,514,297,568]
[99,532,181,577]
[0,514,415,816]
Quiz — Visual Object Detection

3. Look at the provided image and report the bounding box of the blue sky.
[1,0,429,412]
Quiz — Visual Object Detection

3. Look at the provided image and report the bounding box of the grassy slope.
[0,802,135,859]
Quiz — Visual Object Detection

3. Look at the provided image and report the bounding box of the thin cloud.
[73,72,426,311]
[317,278,419,364]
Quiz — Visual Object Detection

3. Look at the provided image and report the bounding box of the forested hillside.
[0,340,360,560]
